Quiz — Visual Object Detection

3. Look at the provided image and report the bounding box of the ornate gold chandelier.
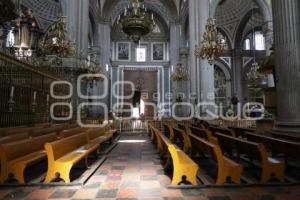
[195,18,226,65]
[39,17,75,57]
[117,0,155,43]
[171,63,189,82]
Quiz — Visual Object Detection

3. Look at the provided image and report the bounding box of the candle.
[10,86,15,99]
[33,91,37,102]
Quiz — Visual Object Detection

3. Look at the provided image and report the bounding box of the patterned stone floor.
[0,133,300,200]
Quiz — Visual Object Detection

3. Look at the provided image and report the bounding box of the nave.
[0,121,300,199]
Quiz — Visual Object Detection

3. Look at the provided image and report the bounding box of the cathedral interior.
[0,0,299,199]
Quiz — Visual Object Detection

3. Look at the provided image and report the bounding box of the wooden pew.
[180,124,219,145]
[34,123,52,128]
[44,133,99,183]
[163,124,175,142]
[0,133,28,144]
[30,125,65,137]
[0,126,26,137]
[149,124,199,186]
[266,130,300,143]
[0,133,57,184]
[59,127,88,138]
[3,127,36,137]
[243,132,300,163]
[172,127,192,153]
[228,126,256,138]
[188,133,243,184]
[103,123,118,139]
[209,126,235,137]
[86,128,111,147]
[215,133,285,183]
[189,127,211,140]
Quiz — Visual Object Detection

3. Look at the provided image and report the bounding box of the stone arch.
[214,59,233,105]
[211,0,272,22]
[217,27,233,50]
[234,8,261,48]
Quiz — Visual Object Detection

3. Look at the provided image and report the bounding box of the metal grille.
[0,53,68,127]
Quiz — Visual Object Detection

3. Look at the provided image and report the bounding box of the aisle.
[0,132,299,199]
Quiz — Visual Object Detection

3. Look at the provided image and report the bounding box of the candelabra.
[117,0,155,43]
[195,18,226,65]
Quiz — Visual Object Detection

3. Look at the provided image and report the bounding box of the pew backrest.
[0,133,57,163]
[45,133,89,161]
[215,133,268,164]
[209,126,235,137]
[244,132,300,159]
[0,133,28,144]
[59,127,87,138]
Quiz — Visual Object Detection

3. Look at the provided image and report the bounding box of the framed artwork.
[152,43,164,61]
[117,42,130,61]
[136,45,147,62]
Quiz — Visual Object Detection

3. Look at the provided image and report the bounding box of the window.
[136,47,146,62]
[255,32,265,50]
[244,39,251,50]
[243,31,266,50]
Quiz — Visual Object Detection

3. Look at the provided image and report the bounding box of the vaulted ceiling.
[101,0,179,26]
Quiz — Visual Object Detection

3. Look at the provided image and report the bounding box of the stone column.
[232,48,244,105]
[262,21,274,56]
[62,0,89,56]
[272,0,300,131]
[170,22,181,68]
[170,22,181,107]
[189,0,215,109]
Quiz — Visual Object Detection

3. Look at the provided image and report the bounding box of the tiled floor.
[0,133,300,200]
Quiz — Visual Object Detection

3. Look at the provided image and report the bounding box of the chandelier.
[117,0,155,43]
[195,18,226,65]
[247,62,264,87]
[171,63,189,82]
[39,17,75,57]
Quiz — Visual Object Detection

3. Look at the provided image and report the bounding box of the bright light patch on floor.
[118,140,147,143]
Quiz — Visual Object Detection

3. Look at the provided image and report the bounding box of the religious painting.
[117,42,130,61]
[152,43,164,61]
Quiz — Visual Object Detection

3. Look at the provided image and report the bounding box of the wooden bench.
[2,127,37,137]
[0,126,27,137]
[188,133,243,184]
[0,133,58,184]
[172,127,192,154]
[59,127,88,138]
[163,124,175,142]
[266,130,300,143]
[103,123,118,139]
[243,132,300,163]
[34,123,52,128]
[209,126,235,137]
[228,126,256,138]
[215,133,285,183]
[0,133,28,144]
[149,124,199,186]
[44,133,99,183]
[86,128,112,148]
[30,125,65,137]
